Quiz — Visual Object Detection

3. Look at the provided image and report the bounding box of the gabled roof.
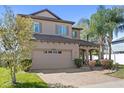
[32,33,98,47]
[18,14,75,24]
[112,37,124,44]
[30,9,62,20]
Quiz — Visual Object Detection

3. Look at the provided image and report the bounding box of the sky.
[0,5,113,23]
[0,5,123,39]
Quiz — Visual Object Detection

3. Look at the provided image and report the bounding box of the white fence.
[92,54,124,64]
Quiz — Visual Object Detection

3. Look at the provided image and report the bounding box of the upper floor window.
[34,22,41,33]
[56,25,69,37]
[72,31,77,38]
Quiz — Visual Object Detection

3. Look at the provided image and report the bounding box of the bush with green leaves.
[20,59,32,71]
[107,60,114,69]
[112,63,119,70]
[74,58,82,68]
[89,60,96,67]
[95,60,102,67]
[100,59,113,69]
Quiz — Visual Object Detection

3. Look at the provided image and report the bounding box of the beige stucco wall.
[33,11,58,19]
[32,11,81,39]
[31,41,79,69]
[33,19,73,38]
[33,41,79,59]
[77,30,80,39]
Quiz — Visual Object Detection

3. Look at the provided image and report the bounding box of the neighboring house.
[111,37,124,64]
[112,37,124,53]
[18,9,98,70]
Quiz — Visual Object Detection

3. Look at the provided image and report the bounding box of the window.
[43,50,47,54]
[72,31,77,38]
[43,49,62,54]
[58,51,62,54]
[48,50,52,53]
[34,22,41,33]
[56,25,68,36]
[52,49,57,54]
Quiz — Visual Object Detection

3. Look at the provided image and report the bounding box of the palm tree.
[76,18,98,42]
[105,7,124,60]
[90,6,107,60]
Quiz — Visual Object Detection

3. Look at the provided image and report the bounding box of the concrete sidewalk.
[81,80,124,88]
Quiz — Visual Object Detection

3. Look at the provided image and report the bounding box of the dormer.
[72,27,82,39]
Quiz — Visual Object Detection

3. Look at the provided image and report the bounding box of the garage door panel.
[32,50,75,69]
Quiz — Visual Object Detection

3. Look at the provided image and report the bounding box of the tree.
[90,6,107,60]
[76,18,98,42]
[76,18,90,41]
[105,7,124,60]
[0,6,33,84]
[90,6,124,60]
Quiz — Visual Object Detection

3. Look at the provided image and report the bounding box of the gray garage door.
[32,49,74,69]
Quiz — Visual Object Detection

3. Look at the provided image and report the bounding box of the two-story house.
[18,9,98,70]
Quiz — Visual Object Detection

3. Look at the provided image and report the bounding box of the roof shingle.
[33,33,98,47]
[18,14,75,25]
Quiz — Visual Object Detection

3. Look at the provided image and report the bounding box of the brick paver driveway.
[37,68,121,87]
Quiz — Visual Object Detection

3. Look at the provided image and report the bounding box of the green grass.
[108,65,124,79]
[0,67,48,88]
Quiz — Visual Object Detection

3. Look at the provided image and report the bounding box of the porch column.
[82,50,85,64]
[89,50,92,60]
[86,49,89,63]
[97,50,100,60]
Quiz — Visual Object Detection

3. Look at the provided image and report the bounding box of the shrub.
[89,60,96,67]
[20,59,32,71]
[95,60,102,67]
[100,59,107,66]
[112,63,119,70]
[74,58,82,68]
[107,60,113,69]
[100,59,113,69]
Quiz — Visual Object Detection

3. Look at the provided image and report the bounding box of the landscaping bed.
[107,65,124,79]
[0,67,48,88]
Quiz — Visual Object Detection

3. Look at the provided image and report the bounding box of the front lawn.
[108,65,124,79]
[0,67,48,88]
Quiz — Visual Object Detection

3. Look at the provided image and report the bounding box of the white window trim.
[56,25,68,37]
[34,22,41,33]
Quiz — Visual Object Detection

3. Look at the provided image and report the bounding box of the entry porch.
[79,46,99,64]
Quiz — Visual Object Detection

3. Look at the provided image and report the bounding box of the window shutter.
[75,31,77,38]
[39,22,42,33]
[33,22,35,32]
[66,26,69,36]
[55,25,58,34]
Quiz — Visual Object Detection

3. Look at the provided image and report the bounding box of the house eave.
[17,14,75,25]
[33,33,98,48]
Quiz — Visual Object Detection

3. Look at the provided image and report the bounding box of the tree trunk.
[101,45,104,59]
[11,52,17,84]
[11,66,16,84]
[89,50,92,60]
[82,50,85,64]
[108,38,112,60]
[87,34,89,41]
[99,42,103,60]
[99,35,104,60]
[109,44,111,60]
